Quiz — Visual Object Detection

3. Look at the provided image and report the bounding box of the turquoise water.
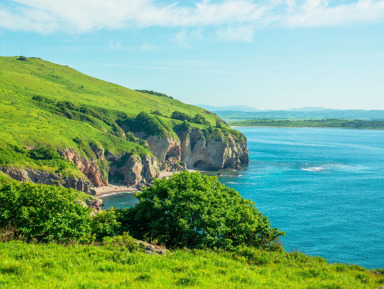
[101,127,384,269]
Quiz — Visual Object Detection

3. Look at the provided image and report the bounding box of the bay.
[102,127,384,269]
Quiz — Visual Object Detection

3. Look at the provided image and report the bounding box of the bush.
[124,171,284,250]
[171,111,192,122]
[17,56,28,61]
[90,209,121,241]
[192,114,210,126]
[133,112,166,136]
[0,181,91,242]
[27,145,61,160]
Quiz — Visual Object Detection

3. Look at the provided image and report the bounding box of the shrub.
[124,171,284,250]
[17,56,28,61]
[90,209,121,241]
[133,112,166,136]
[171,111,192,122]
[192,114,210,126]
[27,145,61,160]
[0,181,91,242]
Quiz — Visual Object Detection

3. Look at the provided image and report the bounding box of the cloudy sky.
[1,0,384,109]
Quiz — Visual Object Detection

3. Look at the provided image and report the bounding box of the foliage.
[124,171,284,250]
[0,181,92,242]
[0,241,381,288]
[192,114,210,126]
[16,56,28,61]
[90,209,121,242]
[171,111,192,122]
[27,145,61,160]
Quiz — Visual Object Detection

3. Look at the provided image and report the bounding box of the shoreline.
[94,169,198,198]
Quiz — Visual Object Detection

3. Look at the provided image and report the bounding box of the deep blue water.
[101,127,384,269]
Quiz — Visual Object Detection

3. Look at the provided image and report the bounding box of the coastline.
[94,169,198,197]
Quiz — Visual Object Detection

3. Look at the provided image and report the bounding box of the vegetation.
[0,241,383,288]
[0,168,383,288]
[0,56,243,179]
[229,118,384,129]
[125,171,283,250]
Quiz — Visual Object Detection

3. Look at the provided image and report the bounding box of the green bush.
[192,114,210,126]
[27,145,61,160]
[124,171,284,250]
[90,209,121,241]
[0,181,91,242]
[171,111,192,122]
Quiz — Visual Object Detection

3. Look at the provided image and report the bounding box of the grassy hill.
[0,56,233,179]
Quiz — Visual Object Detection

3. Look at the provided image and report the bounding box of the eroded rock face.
[0,167,94,194]
[144,135,181,163]
[61,149,108,187]
[109,154,160,187]
[143,128,248,171]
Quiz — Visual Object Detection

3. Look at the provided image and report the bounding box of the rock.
[111,153,160,187]
[86,198,103,211]
[142,128,248,172]
[0,167,94,194]
[136,240,167,256]
[179,128,249,170]
[61,149,108,187]
[145,135,181,163]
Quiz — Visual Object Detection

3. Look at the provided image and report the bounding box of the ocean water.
[101,127,384,269]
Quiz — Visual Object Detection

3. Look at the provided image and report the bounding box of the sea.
[101,127,384,269]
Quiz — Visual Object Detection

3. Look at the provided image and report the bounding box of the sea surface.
[101,127,384,269]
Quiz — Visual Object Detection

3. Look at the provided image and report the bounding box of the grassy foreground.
[0,241,383,288]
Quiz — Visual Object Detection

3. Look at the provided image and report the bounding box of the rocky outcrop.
[60,148,108,187]
[0,167,94,194]
[109,153,160,187]
[145,135,181,163]
[180,129,248,170]
[141,128,248,171]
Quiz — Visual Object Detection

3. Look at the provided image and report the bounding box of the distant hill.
[212,109,384,121]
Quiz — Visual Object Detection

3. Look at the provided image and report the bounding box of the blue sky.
[1,0,384,109]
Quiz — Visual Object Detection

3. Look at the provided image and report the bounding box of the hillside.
[0,56,248,192]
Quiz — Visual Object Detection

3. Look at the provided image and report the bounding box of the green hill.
[0,56,246,190]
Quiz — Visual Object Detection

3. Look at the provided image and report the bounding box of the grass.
[0,56,243,178]
[0,241,383,288]
[229,118,384,129]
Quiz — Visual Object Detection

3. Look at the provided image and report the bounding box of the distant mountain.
[197,104,261,112]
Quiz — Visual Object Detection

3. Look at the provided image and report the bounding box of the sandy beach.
[94,169,198,197]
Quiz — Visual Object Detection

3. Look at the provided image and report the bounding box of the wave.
[299,163,367,173]
[98,191,139,198]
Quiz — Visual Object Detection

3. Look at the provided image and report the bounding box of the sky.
[1,0,384,110]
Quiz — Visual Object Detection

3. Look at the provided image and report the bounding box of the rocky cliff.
[0,167,94,194]
[138,128,249,171]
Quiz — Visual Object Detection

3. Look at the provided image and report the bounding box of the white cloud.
[216,25,254,42]
[1,0,384,37]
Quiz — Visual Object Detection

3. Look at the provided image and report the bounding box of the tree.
[124,171,284,250]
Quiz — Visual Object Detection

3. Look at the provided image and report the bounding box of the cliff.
[138,127,248,171]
